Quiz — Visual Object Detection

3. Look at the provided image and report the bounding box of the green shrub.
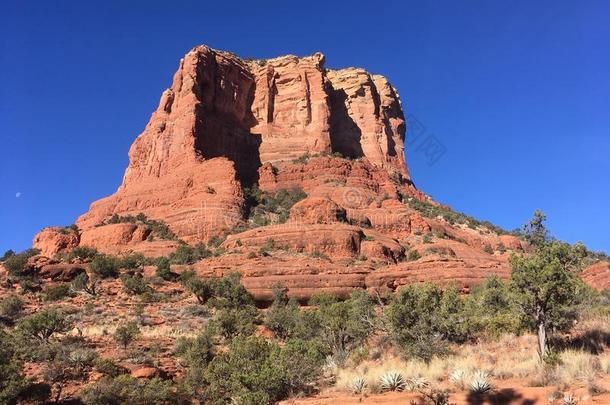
[265,285,302,340]
[121,275,152,295]
[89,255,120,278]
[70,273,99,296]
[273,338,325,396]
[67,246,99,262]
[407,249,421,261]
[463,275,520,338]
[17,308,73,343]
[309,290,375,359]
[93,357,127,378]
[212,306,258,340]
[43,284,72,302]
[422,233,433,244]
[247,187,307,226]
[103,213,176,241]
[80,375,183,405]
[174,329,215,369]
[113,322,140,349]
[384,283,469,361]
[1,249,15,261]
[484,244,494,254]
[182,276,216,305]
[3,249,39,278]
[0,294,24,319]
[0,329,28,404]
[208,272,254,310]
[204,336,290,404]
[119,253,146,270]
[155,257,173,281]
[169,243,211,265]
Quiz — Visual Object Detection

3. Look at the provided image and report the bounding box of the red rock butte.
[31,45,606,300]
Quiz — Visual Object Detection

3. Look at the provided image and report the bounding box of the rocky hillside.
[30,45,605,300]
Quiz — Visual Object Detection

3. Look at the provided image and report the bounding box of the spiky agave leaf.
[379,371,406,392]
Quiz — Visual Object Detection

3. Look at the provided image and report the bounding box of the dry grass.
[335,331,610,395]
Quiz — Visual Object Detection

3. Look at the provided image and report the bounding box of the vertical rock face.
[74,45,414,242]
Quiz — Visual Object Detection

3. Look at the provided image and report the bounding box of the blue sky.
[1,0,609,253]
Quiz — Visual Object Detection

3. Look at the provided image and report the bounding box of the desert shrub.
[384,282,469,361]
[114,321,140,349]
[89,254,120,278]
[0,294,24,319]
[247,187,307,225]
[484,244,494,254]
[463,275,521,338]
[41,345,98,403]
[407,249,421,261]
[169,242,211,265]
[80,375,183,405]
[204,335,284,404]
[104,213,176,241]
[182,275,216,305]
[17,308,73,343]
[208,272,254,310]
[0,329,28,405]
[405,197,508,235]
[265,284,302,340]
[119,253,146,270]
[207,235,225,248]
[174,329,215,369]
[67,246,99,262]
[422,233,433,244]
[1,249,15,261]
[155,257,174,281]
[211,306,258,340]
[121,274,152,295]
[93,357,127,378]
[71,272,99,296]
[43,284,72,302]
[273,338,325,396]
[204,335,323,404]
[309,290,375,359]
[3,248,39,278]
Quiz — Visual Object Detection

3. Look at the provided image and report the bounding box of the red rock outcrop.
[33,227,79,257]
[582,261,610,290]
[30,45,538,300]
[70,45,418,247]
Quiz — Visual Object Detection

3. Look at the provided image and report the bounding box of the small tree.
[89,255,119,279]
[510,212,585,360]
[71,273,99,296]
[182,276,216,305]
[114,322,140,349]
[17,308,73,343]
[0,294,24,320]
[0,329,28,405]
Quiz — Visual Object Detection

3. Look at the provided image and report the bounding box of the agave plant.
[469,370,492,394]
[407,376,430,391]
[449,369,467,388]
[563,393,578,405]
[350,376,367,394]
[379,371,407,392]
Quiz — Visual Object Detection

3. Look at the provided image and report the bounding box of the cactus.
[379,371,407,392]
[469,370,492,394]
[350,376,367,394]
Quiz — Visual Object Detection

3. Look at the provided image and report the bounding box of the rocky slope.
[30,45,604,300]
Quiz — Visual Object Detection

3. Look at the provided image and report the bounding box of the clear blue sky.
[1,0,608,254]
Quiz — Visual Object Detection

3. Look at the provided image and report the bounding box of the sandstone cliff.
[32,45,535,299]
